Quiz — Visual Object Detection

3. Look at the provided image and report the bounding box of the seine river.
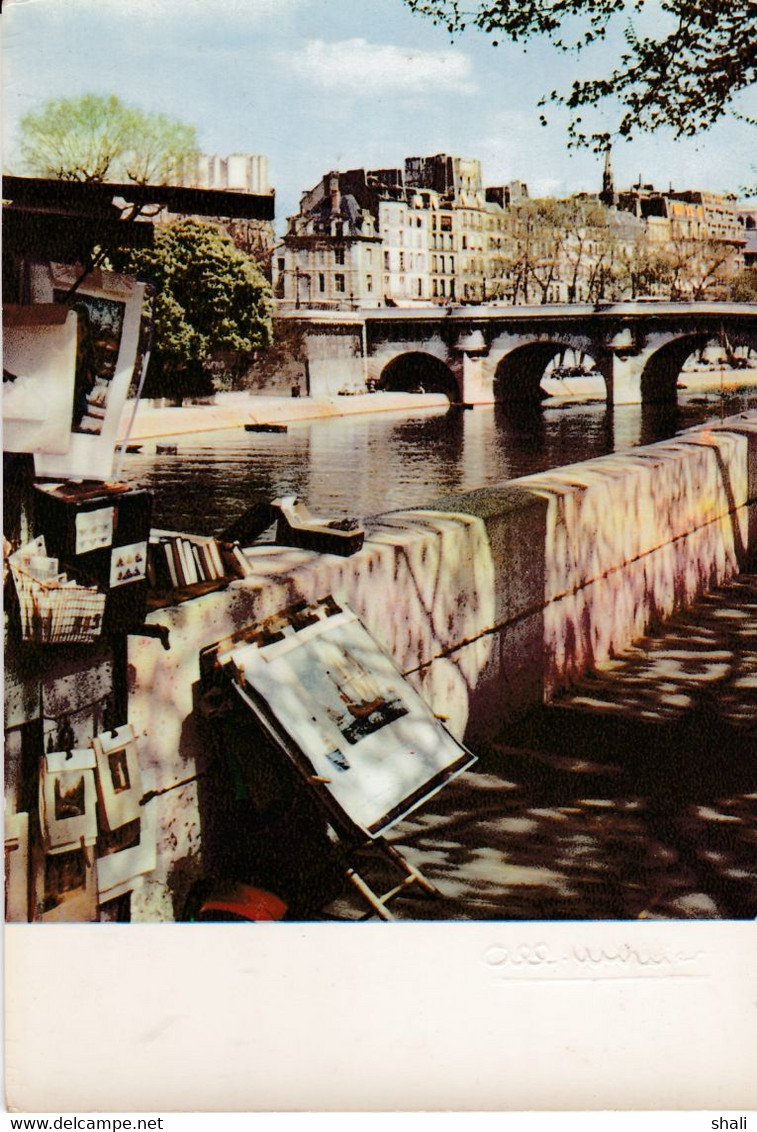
[120,386,757,536]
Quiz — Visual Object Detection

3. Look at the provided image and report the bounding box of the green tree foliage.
[18,93,198,183]
[111,219,273,401]
[731,268,757,302]
[404,1,757,146]
[493,196,742,302]
[498,197,638,302]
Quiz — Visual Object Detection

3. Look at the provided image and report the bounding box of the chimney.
[329,173,341,217]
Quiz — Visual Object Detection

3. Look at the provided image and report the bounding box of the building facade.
[168,152,277,270]
[277,154,749,309]
[276,155,518,309]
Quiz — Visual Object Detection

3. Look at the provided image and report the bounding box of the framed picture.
[36,843,99,924]
[92,723,143,831]
[39,748,98,852]
[96,769,157,905]
[26,262,149,481]
[75,506,115,555]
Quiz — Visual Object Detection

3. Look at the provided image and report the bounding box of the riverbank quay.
[333,571,757,921]
[117,389,451,442]
[126,410,757,920]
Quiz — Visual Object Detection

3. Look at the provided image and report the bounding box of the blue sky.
[3,0,756,230]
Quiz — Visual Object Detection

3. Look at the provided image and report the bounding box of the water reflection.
[120,388,757,535]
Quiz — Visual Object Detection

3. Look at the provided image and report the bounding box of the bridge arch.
[493,341,605,404]
[377,351,460,401]
[639,333,712,403]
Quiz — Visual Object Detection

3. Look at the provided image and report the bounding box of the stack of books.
[147,532,254,592]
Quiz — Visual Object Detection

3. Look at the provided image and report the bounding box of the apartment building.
[166,151,277,268]
[277,155,515,308]
[277,155,748,309]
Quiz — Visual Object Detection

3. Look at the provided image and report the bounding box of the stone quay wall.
[127,413,757,920]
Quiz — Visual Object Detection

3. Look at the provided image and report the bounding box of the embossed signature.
[484,942,706,979]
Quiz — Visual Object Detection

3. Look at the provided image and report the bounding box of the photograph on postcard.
[2,0,757,1114]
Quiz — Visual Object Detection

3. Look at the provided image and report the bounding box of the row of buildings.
[164,148,756,307]
[272,151,756,308]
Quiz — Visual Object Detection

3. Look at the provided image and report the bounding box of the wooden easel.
[199,598,473,921]
[343,836,439,921]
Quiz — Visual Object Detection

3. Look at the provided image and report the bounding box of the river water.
[120,386,757,536]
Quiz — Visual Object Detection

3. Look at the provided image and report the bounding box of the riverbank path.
[324,572,757,921]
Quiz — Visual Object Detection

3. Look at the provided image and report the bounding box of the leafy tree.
[731,268,757,302]
[17,93,198,183]
[110,219,273,402]
[497,197,636,302]
[404,1,757,146]
[617,235,676,298]
[665,236,740,300]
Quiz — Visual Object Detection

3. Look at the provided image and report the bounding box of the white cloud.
[283,38,476,96]
[531,176,566,197]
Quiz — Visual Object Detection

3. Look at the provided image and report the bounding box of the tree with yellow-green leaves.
[17,93,198,184]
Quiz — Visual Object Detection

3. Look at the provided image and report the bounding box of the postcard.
[3,0,756,1118]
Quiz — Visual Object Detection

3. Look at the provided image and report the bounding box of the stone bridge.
[279,302,757,405]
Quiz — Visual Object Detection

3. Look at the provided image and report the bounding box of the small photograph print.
[53,773,87,821]
[53,291,126,435]
[108,750,131,794]
[109,542,148,587]
[44,846,86,899]
[75,506,115,555]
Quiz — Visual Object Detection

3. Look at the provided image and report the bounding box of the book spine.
[191,544,205,583]
[199,542,217,580]
[232,545,253,577]
[208,539,225,579]
[177,539,196,585]
[165,540,183,588]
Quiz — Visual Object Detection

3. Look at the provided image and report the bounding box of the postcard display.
[25,261,148,482]
[204,597,476,919]
[33,482,152,633]
[11,724,154,922]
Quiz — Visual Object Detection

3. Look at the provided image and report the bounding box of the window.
[277,258,285,272]
[335,274,345,292]
[399,252,405,271]
[417,278,423,297]
[335,247,345,265]
[366,275,373,293]
[441,215,452,231]
[319,273,325,292]
[366,248,372,263]
[384,251,390,270]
